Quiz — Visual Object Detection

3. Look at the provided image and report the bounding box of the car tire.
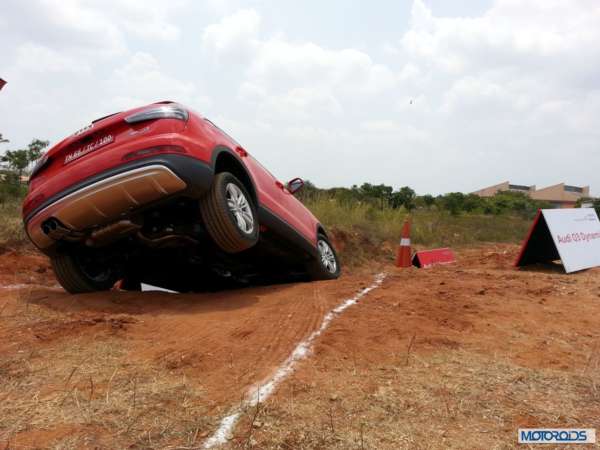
[200,172,259,253]
[51,252,118,294]
[308,234,341,280]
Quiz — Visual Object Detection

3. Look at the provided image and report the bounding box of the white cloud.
[198,2,600,193]
[1,0,599,195]
[257,87,342,121]
[105,52,200,109]
[14,43,91,73]
[106,0,185,41]
[247,40,397,95]
[201,8,401,130]
[403,0,600,81]
[2,0,187,59]
[201,11,398,93]
[202,9,261,60]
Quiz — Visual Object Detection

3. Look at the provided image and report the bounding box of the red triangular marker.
[412,248,456,268]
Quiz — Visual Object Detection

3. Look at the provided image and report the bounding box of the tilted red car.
[22,101,340,293]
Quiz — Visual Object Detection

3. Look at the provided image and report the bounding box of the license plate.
[64,134,114,164]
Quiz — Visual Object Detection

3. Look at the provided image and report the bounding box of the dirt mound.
[329,226,390,265]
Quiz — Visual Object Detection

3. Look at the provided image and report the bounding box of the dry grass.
[0,338,211,449]
[0,293,211,449]
[306,197,530,247]
[306,197,531,266]
[0,340,207,448]
[0,198,26,246]
[234,350,600,449]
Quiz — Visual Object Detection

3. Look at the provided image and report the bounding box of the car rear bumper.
[25,154,213,250]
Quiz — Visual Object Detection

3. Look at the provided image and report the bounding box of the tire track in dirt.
[2,271,378,402]
[246,286,329,382]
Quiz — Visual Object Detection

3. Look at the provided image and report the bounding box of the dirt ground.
[1,244,599,449]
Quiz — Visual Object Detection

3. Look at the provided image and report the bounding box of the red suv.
[23,101,340,293]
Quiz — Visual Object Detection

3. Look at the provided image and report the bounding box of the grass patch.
[0,198,26,247]
[239,350,600,449]
[0,335,210,449]
[305,197,530,264]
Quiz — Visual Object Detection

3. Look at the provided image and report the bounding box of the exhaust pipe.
[86,219,142,247]
[41,222,52,235]
[136,231,198,248]
[42,218,81,241]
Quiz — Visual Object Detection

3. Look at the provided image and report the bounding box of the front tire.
[308,234,341,280]
[51,252,118,294]
[200,172,259,253]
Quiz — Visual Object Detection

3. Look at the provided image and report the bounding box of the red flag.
[0,79,6,90]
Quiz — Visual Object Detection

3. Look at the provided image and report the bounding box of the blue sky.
[0,0,598,195]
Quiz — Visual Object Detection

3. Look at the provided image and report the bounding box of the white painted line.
[140,283,179,293]
[203,272,386,448]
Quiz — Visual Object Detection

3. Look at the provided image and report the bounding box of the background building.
[472,181,536,198]
[473,181,590,208]
[530,183,590,208]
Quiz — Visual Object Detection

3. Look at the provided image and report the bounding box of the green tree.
[1,149,29,178]
[421,194,435,207]
[391,186,416,210]
[462,194,484,212]
[26,139,49,162]
[1,138,49,181]
[438,192,465,216]
[355,182,393,209]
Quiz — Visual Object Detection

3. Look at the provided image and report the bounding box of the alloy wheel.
[318,239,337,274]
[226,183,254,234]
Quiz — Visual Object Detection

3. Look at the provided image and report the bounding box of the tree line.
[297,181,600,218]
[0,136,50,200]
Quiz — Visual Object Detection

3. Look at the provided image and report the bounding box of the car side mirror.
[287,177,304,195]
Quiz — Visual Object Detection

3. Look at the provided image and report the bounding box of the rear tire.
[200,172,259,253]
[51,252,118,294]
[308,234,341,280]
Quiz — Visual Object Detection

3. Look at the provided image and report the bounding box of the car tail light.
[122,145,187,161]
[124,104,188,124]
[29,153,50,180]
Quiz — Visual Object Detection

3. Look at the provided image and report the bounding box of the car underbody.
[47,193,315,292]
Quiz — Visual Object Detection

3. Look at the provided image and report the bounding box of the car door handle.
[275,181,285,190]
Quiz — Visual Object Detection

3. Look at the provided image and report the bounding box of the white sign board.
[542,208,600,273]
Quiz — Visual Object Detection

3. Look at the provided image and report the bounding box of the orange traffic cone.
[395,219,412,268]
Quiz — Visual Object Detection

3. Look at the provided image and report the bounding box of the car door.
[243,155,316,244]
[272,180,318,244]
